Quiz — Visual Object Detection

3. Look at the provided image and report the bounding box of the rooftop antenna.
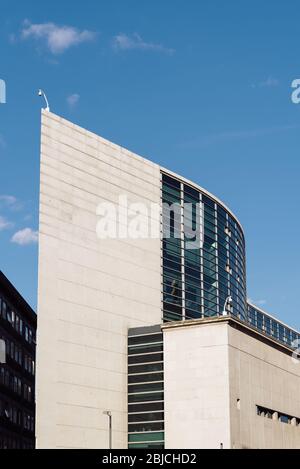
[38,89,50,112]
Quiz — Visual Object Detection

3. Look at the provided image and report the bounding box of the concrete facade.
[163,318,300,449]
[228,322,300,449]
[36,111,161,448]
[163,320,231,449]
[36,111,300,449]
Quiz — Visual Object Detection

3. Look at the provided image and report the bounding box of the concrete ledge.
[162,315,296,356]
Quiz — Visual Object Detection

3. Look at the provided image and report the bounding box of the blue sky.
[0,0,299,329]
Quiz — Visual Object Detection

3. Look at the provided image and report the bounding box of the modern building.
[36,110,300,449]
[0,271,36,449]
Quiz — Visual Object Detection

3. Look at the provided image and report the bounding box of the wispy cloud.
[248,298,267,307]
[251,76,279,88]
[11,228,38,246]
[20,20,96,54]
[181,124,300,148]
[0,195,23,211]
[0,216,13,231]
[67,93,80,108]
[0,195,17,206]
[112,33,174,55]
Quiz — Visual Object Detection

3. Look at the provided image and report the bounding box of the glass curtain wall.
[161,173,247,322]
[128,326,164,449]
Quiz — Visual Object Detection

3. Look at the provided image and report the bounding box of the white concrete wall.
[36,111,162,448]
[164,319,300,449]
[228,325,300,449]
[163,322,231,449]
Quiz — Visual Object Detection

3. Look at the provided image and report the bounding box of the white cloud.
[251,77,279,88]
[11,228,38,245]
[248,298,267,307]
[67,93,80,108]
[256,300,267,306]
[0,216,13,231]
[112,33,174,55]
[181,124,300,148]
[260,77,279,87]
[0,195,17,206]
[0,195,23,211]
[21,20,96,54]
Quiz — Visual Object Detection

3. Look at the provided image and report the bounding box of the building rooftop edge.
[41,111,296,336]
[41,110,244,236]
[0,270,36,323]
[247,300,299,335]
[160,166,245,237]
[161,315,298,353]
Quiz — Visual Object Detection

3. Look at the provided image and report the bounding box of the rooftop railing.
[162,301,300,351]
[246,302,299,350]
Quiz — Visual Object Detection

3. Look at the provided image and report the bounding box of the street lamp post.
[103,411,112,449]
[222,296,233,316]
[38,89,50,112]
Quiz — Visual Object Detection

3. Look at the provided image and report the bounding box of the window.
[256,405,298,426]
[128,412,164,423]
[23,412,34,432]
[280,414,290,424]
[128,353,163,365]
[128,373,163,384]
[13,314,23,335]
[128,382,164,394]
[128,421,164,433]
[128,334,163,346]
[128,443,164,449]
[1,300,7,319]
[24,354,34,374]
[23,383,33,402]
[128,329,164,448]
[128,402,164,413]
[128,363,163,374]
[6,308,12,324]
[128,432,164,443]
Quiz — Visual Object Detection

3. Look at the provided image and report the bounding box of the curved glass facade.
[162,172,247,322]
[161,172,300,350]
